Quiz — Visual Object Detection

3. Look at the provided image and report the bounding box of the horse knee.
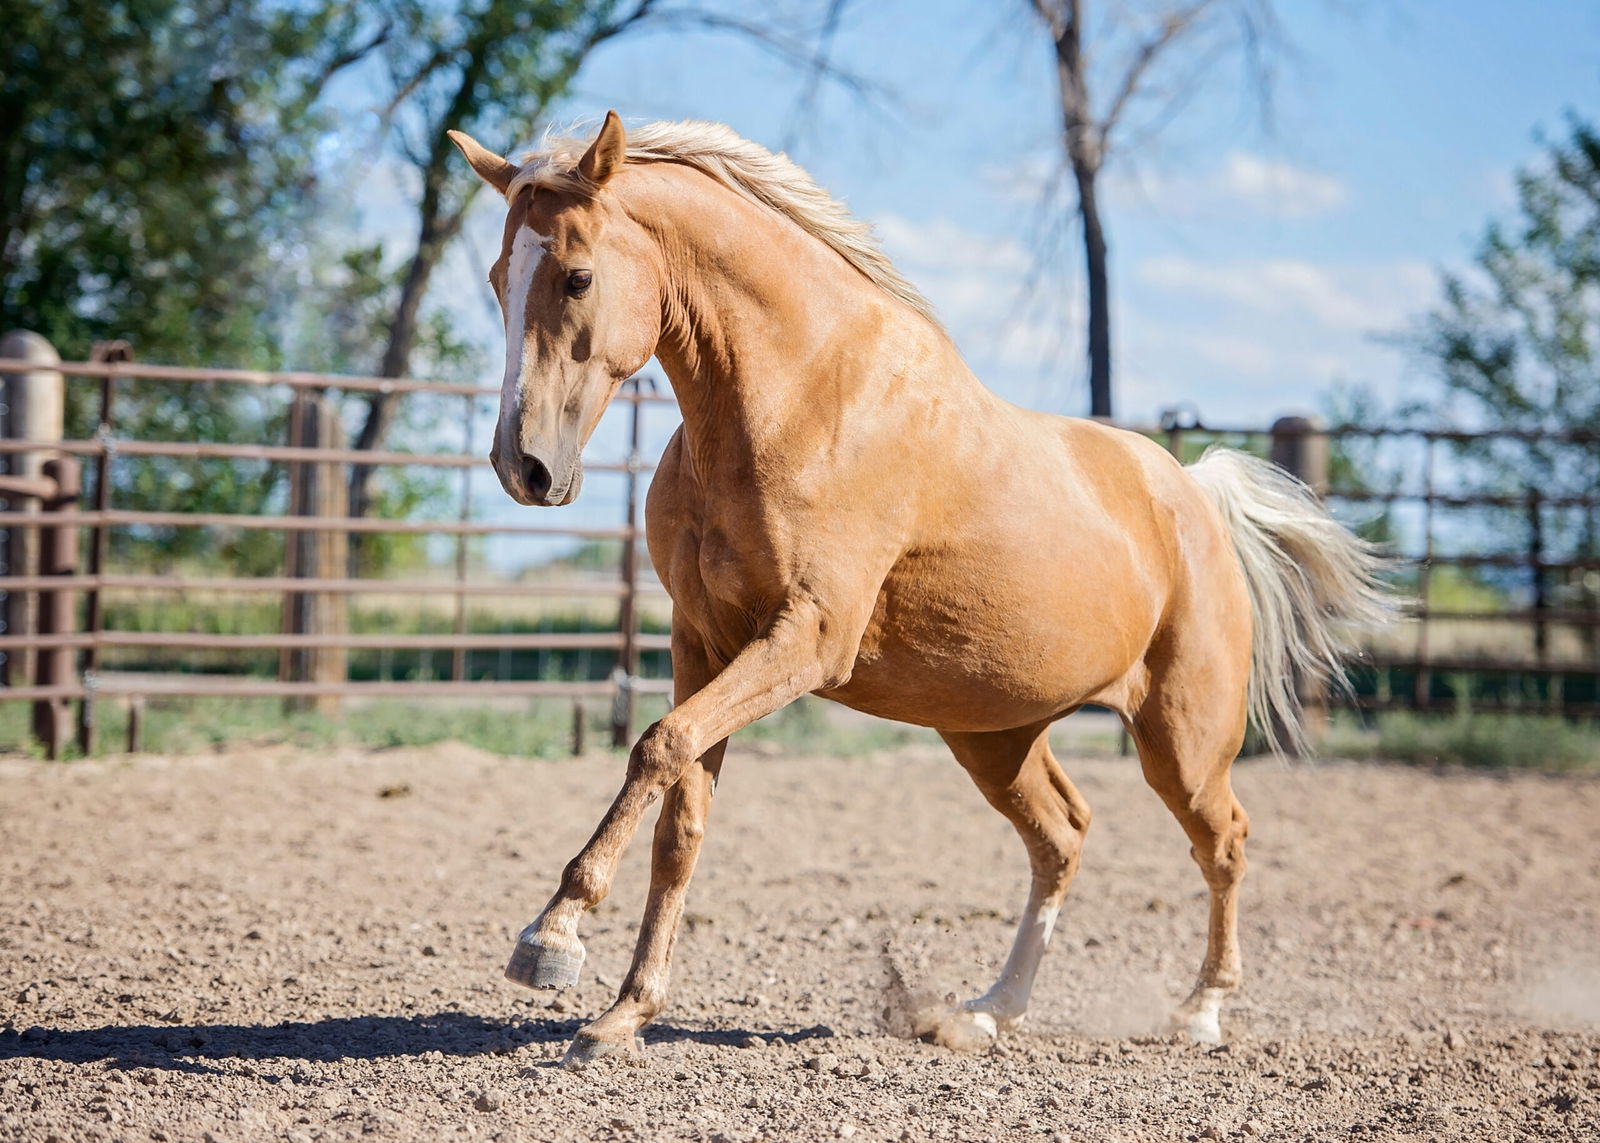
[628,719,696,789]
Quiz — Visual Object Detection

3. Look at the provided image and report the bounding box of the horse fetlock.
[504,931,586,990]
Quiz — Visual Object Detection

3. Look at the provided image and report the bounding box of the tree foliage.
[1421,118,1600,440]
[1418,119,1600,529]
[1413,114,1600,618]
[0,0,372,363]
[2,1,387,572]
[2,0,860,574]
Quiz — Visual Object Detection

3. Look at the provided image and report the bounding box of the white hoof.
[1172,986,1228,1044]
[920,1006,1000,1052]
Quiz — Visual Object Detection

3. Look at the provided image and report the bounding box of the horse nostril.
[520,454,554,501]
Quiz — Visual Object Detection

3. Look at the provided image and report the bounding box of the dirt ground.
[2,737,1598,1143]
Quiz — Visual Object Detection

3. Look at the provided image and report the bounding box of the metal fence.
[1160,413,1600,720]
[0,341,676,757]
[2,343,1597,759]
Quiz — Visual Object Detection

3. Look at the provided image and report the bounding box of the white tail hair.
[1187,446,1392,757]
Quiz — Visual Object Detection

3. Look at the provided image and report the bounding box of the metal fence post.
[281,389,347,715]
[76,340,130,754]
[0,331,64,692]
[453,390,474,682]
[1528,489,1551,706]
[33,457,79,758]
[612,378,648,748]
[1270,415,1331,748]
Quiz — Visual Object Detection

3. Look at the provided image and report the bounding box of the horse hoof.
[504,935,585,990]
[1178,1008,1223,1044]
[561,1031,644,1069]
[1172,986,1226,1044]
[922,1007,999,1053]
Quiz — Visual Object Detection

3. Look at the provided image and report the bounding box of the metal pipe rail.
[0,508,634,537]
[0,631,673,652]
[0,357,679,403]
[0,436,657,474]
[0,677,676,701]
[0,573,668,597]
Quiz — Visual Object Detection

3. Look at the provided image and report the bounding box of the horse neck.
[626,166,937,478]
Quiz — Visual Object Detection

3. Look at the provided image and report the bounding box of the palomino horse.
[449,112,1387,1065]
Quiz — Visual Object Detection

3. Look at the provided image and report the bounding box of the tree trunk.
[1043,0,1114,420]
[346,205,462,535]
[345,37,494,570]
[1076,165,1112,419]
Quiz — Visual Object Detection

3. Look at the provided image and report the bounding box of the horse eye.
[566,270,592,296]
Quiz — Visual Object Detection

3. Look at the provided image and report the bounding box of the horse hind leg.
[1130,680,1251,1044]
[927,721,1091,1050]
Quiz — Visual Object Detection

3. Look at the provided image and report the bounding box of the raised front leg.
[505,604,848,1064]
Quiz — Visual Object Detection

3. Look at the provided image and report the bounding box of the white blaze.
[502,226,546,415]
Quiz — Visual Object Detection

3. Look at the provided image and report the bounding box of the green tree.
[0,0,376,362]
[1,1,386,573]
[1415,114,1600,622]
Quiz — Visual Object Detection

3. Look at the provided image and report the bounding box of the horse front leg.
[505,609,839,1064]
[565,632,726,1063]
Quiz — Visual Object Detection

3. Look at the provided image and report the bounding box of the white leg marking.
[972,901,1060,1026]
[1176,986,1228,1044]
[923,900,1061,1051]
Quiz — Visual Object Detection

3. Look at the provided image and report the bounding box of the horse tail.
[1186,446,1391,757]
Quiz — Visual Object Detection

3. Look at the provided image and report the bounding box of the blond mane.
[505,119,940,328]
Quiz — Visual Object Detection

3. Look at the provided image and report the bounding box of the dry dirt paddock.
[2,738,1598,1143]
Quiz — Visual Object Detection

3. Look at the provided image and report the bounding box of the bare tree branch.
[312,20,394,94]
[1025,0,1290,419]
[780,0,851,152]
[1098,0,1216,138]
[643,8,897,110]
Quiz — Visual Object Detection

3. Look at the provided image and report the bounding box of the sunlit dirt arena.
[2,739,1598,1142]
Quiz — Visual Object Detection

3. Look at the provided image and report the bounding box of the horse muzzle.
[497,444,583,507]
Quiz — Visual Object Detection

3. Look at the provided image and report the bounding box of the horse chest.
[657,518,794,661]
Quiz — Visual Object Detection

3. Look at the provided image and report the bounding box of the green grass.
[0,693,935,761]
[1327,711,1600,771]
[0,696,626,760]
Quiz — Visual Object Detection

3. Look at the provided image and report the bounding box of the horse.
[447,111,1387,1066]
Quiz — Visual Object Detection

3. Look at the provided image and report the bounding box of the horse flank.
[1187,447,1393,757]
[504,119,942,329]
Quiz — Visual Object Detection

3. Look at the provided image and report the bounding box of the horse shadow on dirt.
[0,1014,838,1075]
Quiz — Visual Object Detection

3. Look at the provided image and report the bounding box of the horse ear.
[448,130,518,195]
[578,111,627,188]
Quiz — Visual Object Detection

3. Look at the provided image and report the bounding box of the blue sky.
[351,0,1600,563]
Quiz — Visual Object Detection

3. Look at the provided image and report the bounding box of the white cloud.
[873,213,1082,378]
[1115,254,1444,425]
[1135,255,1436,332]
[1218,153,1350,217]
[1099,151,1351,220]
